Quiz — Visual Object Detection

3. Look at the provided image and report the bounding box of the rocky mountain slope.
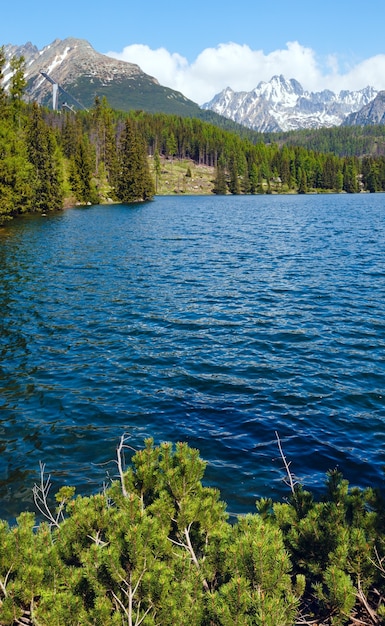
[3,38,202,115]
[202,75,378,132]
[343,90,385,126]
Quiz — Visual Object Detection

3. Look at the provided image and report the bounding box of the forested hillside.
[2,46,385,226]
[263,123,385,157]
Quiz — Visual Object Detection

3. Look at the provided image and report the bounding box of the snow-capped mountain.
[343,91,385,126]
[202,75,378,132]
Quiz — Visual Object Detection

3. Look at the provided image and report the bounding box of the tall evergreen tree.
[342,158,359,193]
[0,45,7,112]
[153,149,162,192]
[9,55,27,124]
[228,153,240,195]
[69,133,97,204]
[116,118,154,203]
[91,96,118,188]
[213,155,227,195]
[26,102,63,212]
[298,167,308,194]
[0,110,35,223]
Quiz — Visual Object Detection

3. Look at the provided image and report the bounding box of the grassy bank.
[149,157,216,195]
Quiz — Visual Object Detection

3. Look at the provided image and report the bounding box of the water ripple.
[1,194,385,519]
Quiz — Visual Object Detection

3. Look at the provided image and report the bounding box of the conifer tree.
[213,155,227,195]
[91,96,118,189]
[9,55,27,125]
[26,102,63,212]
[228,153,240,194]
[116,118,154,203]
[0,45,7,112]
[342,157,359,193]
[298,167,308,194]
[69,133,97,204]
[153,149,162,192]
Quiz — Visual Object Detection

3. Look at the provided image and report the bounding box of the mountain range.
[202,75,381,132]
[2,38,385,132]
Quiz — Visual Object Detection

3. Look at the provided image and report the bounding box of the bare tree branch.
[32,462,62,528]
[116,433,137,498]
[0,566,12,598]
[275,431,298,497]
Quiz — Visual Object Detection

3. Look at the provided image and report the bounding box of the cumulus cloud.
[106,41,385,105]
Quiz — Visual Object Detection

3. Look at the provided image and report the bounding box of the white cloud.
[106,42,385,105]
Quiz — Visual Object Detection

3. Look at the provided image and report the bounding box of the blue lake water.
[1,193,385,520]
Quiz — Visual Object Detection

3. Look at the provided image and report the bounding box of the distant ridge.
[202,75,379,132]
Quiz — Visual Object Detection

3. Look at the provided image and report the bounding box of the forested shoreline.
[2,47,385,226]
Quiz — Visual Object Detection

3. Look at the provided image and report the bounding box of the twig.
[0,567,12,598]
[32,462,61,528]
[275,431,298,496]
[116,433,137,498]
[357,577,381,624]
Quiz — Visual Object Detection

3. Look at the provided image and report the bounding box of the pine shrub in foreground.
[0,437,385,625]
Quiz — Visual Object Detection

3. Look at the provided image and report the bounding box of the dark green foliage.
[0,46,7,112]
[213,155,227,195]
[0,118,35,223]
[68,133,98,204]
[116,117,155,202]
[91,96,119,188]
[1,439,385,625]
[26,102,63,212]
[262,123,385,158]
[9,56,27,103]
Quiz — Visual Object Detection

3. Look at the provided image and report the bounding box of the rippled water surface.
[1,194,385,519]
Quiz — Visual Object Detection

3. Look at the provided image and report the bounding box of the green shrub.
[1,438,385,625]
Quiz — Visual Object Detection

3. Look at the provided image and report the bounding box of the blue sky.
[2,0,385,103]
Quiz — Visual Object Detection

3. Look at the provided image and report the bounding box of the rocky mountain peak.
[21,37,159,104]
[202,76,379,132]
[343,90,385,126]
[2,37,201,116]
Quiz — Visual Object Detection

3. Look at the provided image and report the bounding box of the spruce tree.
[26,102,63,212]
[116,118,154,203]
[9,55,27,125]
[0,46,7,112]
[69,133,97,204]
[228,153,240,194]
[213,155,227,195]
